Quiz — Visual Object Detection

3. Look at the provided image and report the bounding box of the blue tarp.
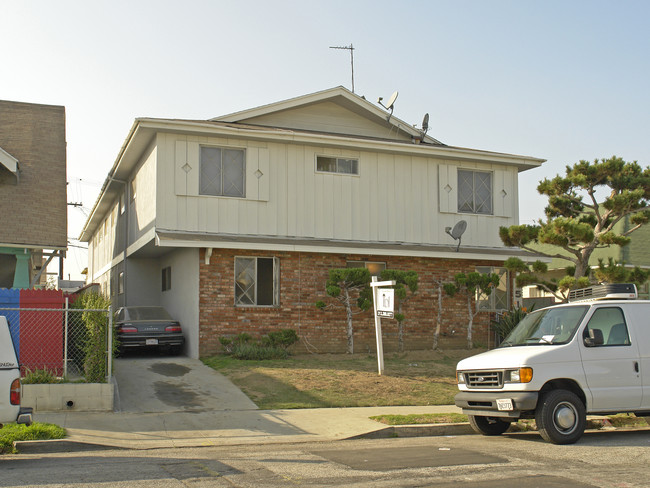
[0,288,20,358]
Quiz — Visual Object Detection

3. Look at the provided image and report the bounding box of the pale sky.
[2,0,649,280]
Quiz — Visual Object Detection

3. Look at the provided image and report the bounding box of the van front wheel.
[535,389,586,444]
[468,415,511,436]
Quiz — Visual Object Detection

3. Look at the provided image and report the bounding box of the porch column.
[13,251,30,289]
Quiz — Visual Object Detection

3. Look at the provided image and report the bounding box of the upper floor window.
[200,146,245,198]
[316,156,359,175]
[458,169,492,215]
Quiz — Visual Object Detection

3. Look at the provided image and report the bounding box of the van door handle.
[634,361,639,373]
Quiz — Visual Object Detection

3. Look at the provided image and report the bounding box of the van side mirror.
[584,328,604,347]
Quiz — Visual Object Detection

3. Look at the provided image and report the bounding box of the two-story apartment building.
[80,87,544,358]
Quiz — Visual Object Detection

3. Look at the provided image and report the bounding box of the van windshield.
[500,305,589,347]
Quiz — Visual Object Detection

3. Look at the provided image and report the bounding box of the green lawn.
[203,350,476,410]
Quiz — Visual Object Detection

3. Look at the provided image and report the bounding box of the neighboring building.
[0,100,67,289]
[80,87,544,357]
[524,218,650,302]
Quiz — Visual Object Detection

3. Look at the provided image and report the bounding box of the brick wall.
[0,100,67,248]
[198,248,503,356]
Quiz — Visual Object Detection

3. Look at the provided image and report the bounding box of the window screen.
[200,146,245,197]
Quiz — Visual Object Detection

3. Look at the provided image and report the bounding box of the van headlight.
[506,367,533,383]
[456,372,465,384]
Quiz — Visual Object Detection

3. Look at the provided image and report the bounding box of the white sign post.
[370,276,396,376]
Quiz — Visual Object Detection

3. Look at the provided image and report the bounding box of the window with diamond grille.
[235,257,279,306]
[200,146,245,197]
[458,169,492,214]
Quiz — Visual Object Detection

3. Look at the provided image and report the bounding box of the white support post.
[370,277,396,376]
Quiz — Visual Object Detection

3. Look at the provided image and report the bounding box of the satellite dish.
[386,91,398,111]
[445,220,467,252]
[420,113,430,140]
[377,90,399,122]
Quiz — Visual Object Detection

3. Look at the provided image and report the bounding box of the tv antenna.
[445,220,467,252]
[377,90,398,122]
[330,44,355,93]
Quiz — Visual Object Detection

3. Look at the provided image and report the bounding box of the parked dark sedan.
[114,306,185,355]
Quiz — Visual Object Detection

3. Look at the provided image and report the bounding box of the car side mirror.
[584,328,604,347]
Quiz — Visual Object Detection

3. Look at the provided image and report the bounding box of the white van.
[0,316,33,428]
[455,284,649,444]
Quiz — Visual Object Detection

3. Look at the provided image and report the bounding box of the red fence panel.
[19,289,65,374]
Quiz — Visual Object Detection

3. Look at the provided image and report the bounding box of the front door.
[580,306,642,411]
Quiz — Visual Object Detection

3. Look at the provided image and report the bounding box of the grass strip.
[1,423,66,454]
[370,413,468,425]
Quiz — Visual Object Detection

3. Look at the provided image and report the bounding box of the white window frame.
[458,169,493,215]
[199,145,246,198]
[316,155,359,175]
[234,256,279,307]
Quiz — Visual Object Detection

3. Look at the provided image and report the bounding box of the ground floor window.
[235,257,279,306]
[476,266,509,311]
[162,266,171,292]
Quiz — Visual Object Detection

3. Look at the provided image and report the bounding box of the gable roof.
[211,86,444,145]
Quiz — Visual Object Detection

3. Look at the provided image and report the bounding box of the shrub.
[231,343,289,360]
[262,329,299,350]
[69,292,114,383]
[220,329,298,360]
[492,305,534,342]
[21,367,64,385]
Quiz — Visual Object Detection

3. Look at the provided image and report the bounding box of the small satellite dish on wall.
[445,220,467,252]
[377,90,399,122]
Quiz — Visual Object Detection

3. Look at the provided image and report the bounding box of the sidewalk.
[22,405,468,453]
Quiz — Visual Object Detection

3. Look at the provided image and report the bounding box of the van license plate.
[496,398,514,411]
[146,339,158,345]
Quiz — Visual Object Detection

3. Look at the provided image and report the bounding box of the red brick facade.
[198,248,505,356]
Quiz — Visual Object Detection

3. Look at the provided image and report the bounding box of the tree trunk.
[466,295,473,349]
[397,302,404,352]
[344,287,354,354]
[433,284,442,350]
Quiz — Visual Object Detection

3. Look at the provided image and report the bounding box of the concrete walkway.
[28,405,467,452]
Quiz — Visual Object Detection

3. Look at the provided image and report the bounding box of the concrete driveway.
[113,354,258,413]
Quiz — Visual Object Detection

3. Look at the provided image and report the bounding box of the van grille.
[465,371,503,388]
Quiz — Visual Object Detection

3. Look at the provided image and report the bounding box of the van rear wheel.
[535,389,586,444]
[468,415,512,436]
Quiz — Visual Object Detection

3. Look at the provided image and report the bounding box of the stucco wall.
[160,248,200,358]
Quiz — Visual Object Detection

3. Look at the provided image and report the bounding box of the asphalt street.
[3,430,650,487]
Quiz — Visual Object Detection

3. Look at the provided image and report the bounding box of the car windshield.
[500,305,588,347]
[124,307,173,321]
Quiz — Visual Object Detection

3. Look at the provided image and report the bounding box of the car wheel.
[468,415,512,436]
[535,389,586,444]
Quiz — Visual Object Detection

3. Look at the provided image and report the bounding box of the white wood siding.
[156,134,520,249]
[239,101,412,142]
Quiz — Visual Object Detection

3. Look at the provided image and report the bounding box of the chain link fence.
[0,300,113,382]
